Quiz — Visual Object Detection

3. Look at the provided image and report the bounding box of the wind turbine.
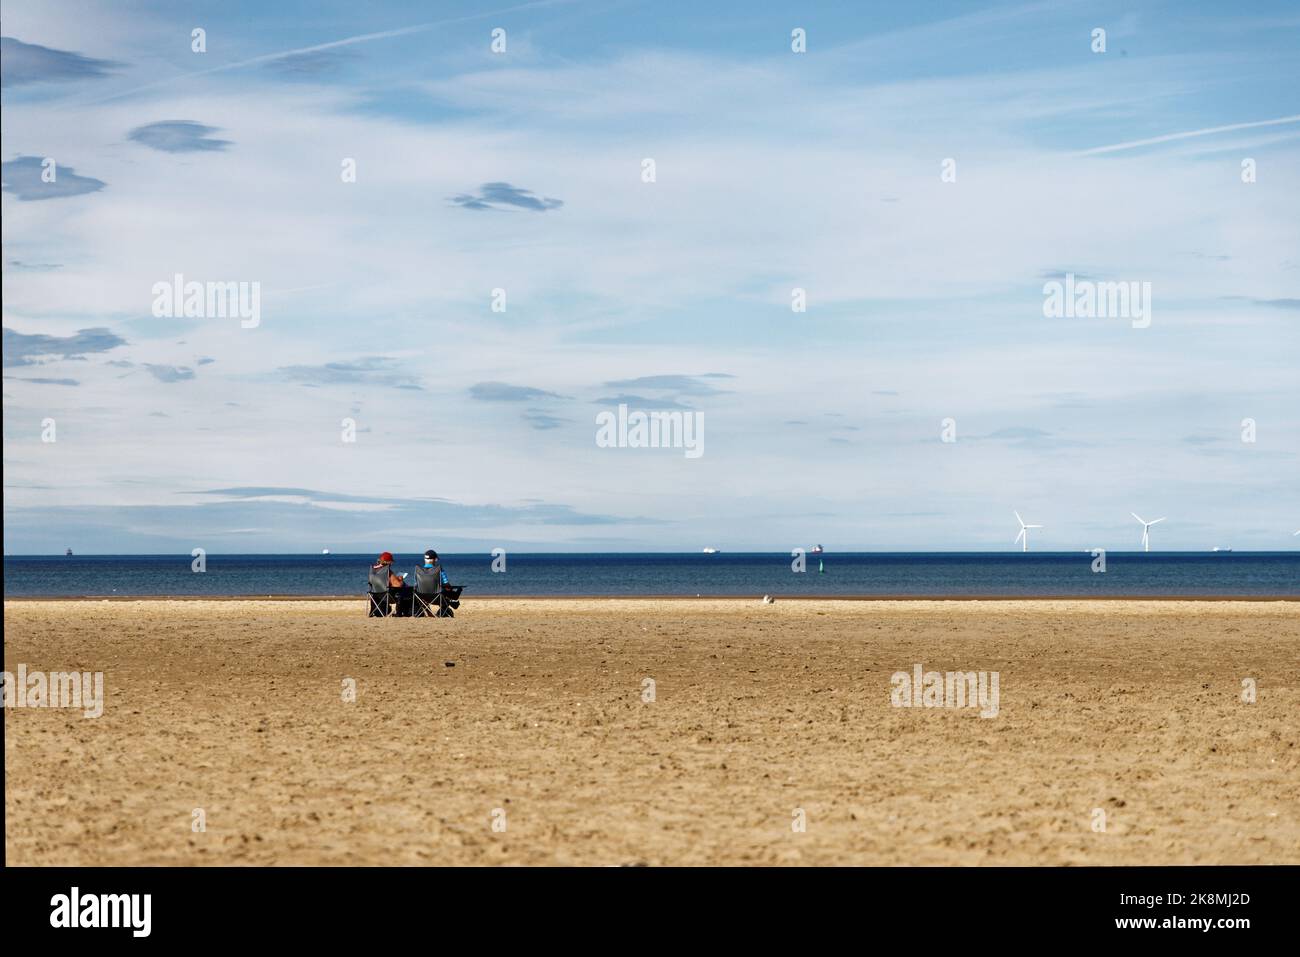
[1014,511,1042,552]
[1132,513,1166,552]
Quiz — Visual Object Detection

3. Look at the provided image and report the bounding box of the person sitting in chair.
[414,549,465,617]
[417,549,448,587]
[413,549,450,617]
[369,551,412,616]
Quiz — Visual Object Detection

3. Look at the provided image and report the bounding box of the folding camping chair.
[412,564,463,617]
[367,565,393,617]
[416,585,463,618]
[367,589,391,617]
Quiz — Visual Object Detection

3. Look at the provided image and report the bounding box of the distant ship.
[322,548,331,555]
[65,547,73,557]
[810,544,824,555]
[702,547,719,554]
[1211,547,1232,553]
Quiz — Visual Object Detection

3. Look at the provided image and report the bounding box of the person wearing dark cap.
[413,549,451,616]
[414,549,448,587]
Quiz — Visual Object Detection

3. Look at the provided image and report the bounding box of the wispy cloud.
[450,182,563,212]
[2,327,126,366]
[594,394,695,410]
[1079,114,1300,155]
[959,426,1089,450]
[278,357,422,390]
[521,408,570,430]
[3,375,79,386]
[80,0,574,104]
[603,373,732,396]
[469,381,565,401]
[1,155,105,200]
[182,485,638,527]
[128,121,231,153]
[0,36,120,87]
[144,364,196,383]
[265,49,357,79]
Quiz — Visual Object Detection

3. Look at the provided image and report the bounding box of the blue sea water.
[3,552,1297,598]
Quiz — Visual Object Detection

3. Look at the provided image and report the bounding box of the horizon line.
[7,549,1297,557]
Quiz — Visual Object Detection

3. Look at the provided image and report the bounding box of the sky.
[2,0,1298,554]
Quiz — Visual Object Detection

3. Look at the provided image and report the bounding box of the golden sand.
[4,598,1298,865]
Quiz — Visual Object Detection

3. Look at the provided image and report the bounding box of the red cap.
[378,551,394,563]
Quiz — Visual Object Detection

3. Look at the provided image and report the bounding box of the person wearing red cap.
[369,551,412,615]
[373,552,404,586]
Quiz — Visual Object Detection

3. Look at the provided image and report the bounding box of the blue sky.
[2,0,1298,553]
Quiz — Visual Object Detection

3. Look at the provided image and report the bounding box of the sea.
[3,552,1298,598]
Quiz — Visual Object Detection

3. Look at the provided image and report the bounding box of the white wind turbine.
[1132,512,1166,552]
[1014,511,1042,552]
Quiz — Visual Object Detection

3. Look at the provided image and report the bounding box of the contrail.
[78,0,575,106]
[1079,114,1300,155]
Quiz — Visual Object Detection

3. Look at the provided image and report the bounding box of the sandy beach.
[4,598,1298,866]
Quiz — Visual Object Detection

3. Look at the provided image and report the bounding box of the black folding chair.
[414,587,463,617]
[412,590,439,618]
[367,590,389,617]
[367,565,394,617]
[412,564,463,617]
